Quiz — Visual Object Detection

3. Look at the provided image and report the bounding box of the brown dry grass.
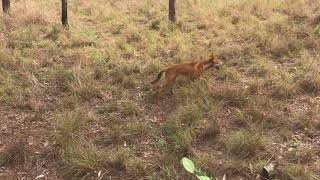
[0,0,320,179]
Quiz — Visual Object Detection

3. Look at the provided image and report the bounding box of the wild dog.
[151,53,222,92]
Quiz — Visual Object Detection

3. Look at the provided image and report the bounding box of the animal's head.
[209,53,223,69]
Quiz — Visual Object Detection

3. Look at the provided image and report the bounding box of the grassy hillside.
[0,0,320,179]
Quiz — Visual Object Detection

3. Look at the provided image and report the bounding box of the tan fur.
[151,53,222,92]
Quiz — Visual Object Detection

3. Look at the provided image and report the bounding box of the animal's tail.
[151,70,165,84]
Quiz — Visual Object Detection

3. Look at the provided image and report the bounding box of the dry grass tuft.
[1,0,320,179]
[0,139,26,167]
[298,68,320,94]
[214,85,248,108]
[226,130,266,158]
[279,163,313,180]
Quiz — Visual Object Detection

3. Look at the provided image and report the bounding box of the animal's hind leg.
[162,76,175,94]
[161,80,171,92]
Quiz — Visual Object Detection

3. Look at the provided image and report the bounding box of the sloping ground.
[0,0,320,179]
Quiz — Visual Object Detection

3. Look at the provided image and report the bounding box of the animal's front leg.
[191,75,198,81]
[194,69,204,80]
[152,81,161,93]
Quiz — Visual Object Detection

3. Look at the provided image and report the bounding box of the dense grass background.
[0,0,320,179]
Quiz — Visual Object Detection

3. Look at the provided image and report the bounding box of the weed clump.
[280,164,313,180]
[175,103,203,126]
[104,121,147,145]
[74,85,102,101]
[102,101,140,118]
[0,81,19,106]
[0,50,15,69]
[2,0,320,179]
[298,68,320,94]
[270,80,296,99]
[198,118,221,142]
[40,65,74,92]
[0,139,26,167]
[162,121,194,155]
[196,106,222,141]
[54,110,90,144]
[226,130,266,158]
[109,149,131,171]
[45,26,62,41]
[169,128,194,154]
[215,66,241,82]
[214,85,248,108]
[62,141,108,178]
[109,64,140,86]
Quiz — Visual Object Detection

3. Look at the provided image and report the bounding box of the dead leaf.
[150,116,158,123]
[35,174,45,179]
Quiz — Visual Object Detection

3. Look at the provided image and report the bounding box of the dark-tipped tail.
[151,70,165,84]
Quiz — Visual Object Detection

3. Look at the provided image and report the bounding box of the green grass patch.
[226,130,266,158]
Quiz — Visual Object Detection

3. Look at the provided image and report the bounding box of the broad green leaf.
[181,157,195,173]
[196,175,211,180]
